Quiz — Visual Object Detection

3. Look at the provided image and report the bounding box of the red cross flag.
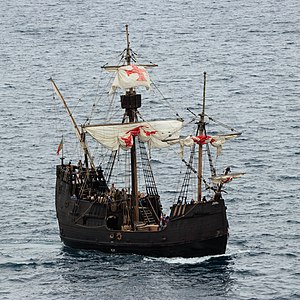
[109,64,151,94]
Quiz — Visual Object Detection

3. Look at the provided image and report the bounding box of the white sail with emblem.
[85,119,183,151]
[106,64,151,94]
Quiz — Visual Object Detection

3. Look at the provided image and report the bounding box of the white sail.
[168,133,241,158]
[85,119,183,151]
[210,172,245,184]
[107,64,151,94]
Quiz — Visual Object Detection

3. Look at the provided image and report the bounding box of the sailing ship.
[51,25,243,258]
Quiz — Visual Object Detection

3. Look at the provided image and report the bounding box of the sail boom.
[102,64,158,71]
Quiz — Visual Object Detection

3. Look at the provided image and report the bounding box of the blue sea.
[0,0,299,299]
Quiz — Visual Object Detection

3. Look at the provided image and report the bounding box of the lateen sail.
[84,119,183,151]
[107,64,151,94]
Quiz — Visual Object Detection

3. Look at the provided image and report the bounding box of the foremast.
[197,72,206,202]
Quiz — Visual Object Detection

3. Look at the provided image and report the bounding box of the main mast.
[197,72,206,202]
[122,25,140,227]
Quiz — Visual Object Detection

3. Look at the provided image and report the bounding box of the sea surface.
[0,0,299,299]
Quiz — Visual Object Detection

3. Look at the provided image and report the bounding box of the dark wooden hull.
[56,168,229,258]
[61,233,227,258]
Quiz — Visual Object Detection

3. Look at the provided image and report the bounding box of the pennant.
[56,138,63,155]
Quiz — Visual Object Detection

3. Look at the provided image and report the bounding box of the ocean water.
[0,0,299,299]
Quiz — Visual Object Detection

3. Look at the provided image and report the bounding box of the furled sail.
[106,64,151,94]
[168,133,241,158]
[210,172,245,184]
[84,120,183,151]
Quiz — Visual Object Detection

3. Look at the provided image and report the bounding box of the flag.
[56,138,63,155]
[109,65,151,94]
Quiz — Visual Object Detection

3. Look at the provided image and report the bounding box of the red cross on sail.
[125,126,142,136]
[121,126,158,149]
[121,135,133,148]
[192,135,214,145]
[144,129,157,136]
[109,64,151,94]
[125,65,147,81]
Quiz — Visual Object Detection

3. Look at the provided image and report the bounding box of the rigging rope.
[135,111,184,143]
[88,54,125,124]
[150,80,182,120]
[205,114,238,132]
[180,158,211,191]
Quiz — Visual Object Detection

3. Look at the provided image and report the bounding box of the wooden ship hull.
[55,165,228,258]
